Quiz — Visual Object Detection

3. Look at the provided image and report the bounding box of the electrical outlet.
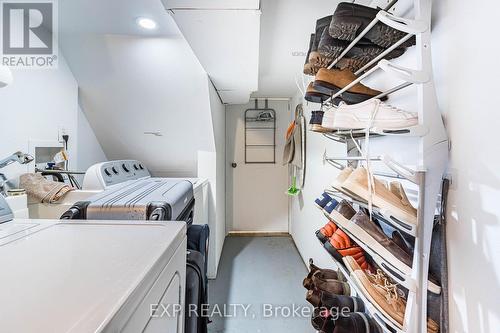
[446,168,457,191]
[58,127,67,143]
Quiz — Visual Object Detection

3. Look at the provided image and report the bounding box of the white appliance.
[25,160,215,278]
[29,160,208,221]
[0,195,187,333]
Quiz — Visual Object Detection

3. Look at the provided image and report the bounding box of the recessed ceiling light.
[137,17,157,30]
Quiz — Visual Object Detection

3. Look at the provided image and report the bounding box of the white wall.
[0,52,106,187]
[208,81,226,271]
[290,1,500,332]
[76,105,108,174]
[432,1,500,332]
[61,34,215,178]
[198,80,226,277]
[289,95,346,269]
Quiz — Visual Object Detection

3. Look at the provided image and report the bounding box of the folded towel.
[20,173,73,204]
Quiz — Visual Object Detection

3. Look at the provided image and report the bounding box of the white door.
[226,99,290,232]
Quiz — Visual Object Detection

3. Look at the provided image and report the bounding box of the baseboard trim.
[228,231,290,237]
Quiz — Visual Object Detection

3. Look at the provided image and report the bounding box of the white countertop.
[0,219,186,333]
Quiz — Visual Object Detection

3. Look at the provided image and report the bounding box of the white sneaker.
[323,99,418,130]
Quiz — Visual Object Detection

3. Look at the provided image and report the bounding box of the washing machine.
[0,195,187,333]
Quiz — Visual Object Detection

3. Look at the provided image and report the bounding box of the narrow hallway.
[208,237,313,333]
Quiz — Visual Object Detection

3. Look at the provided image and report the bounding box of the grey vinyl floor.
[208,236,314,333]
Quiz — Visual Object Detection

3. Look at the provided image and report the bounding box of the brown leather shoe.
[341,211,442,294]
[313,68,385,104]
[338,211,412,269]
[303,259,347,290]
[311,270,351,296]
[328,200,357,228]
[305,82,330,104]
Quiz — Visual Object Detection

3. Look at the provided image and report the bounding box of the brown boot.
[313,68,385,104]
[303,260,347,290]
[305,82,330,104]
[311,270,351,296]
[304,34,322,76]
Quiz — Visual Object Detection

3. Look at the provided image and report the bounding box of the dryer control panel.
[82,160,151,191]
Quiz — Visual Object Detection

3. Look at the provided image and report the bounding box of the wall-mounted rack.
[307,0,449,332]
[244,99,277,164]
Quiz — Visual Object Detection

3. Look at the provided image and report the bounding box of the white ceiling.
[163,0,261,104]
[60,0,181,37]
[164,0,260,10]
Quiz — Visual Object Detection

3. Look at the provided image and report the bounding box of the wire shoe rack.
[308,0,449,332]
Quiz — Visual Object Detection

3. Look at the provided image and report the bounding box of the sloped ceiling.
[163,0,261,104]
[59,0,217,176]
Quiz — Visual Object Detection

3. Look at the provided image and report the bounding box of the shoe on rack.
[343,257,439,332]
[391,229,413,257]
[329,2,416,48]
[334,51,404,72]
[313,68,385,105]
[316,219,338,244]
[315,191,334,210]
[305,82,331,104]
[333,312,382,333]
[315,198,341,244]
[324,228,371,271]
[304,34,320,75]
[324,202,371,271]
[307,289,365,313]
[311,270,351,296]
[336,210,413,271]
[309,16,334,65]
[311,307,336,332]
[343,256,406,328]
[330,167,354,192]
[322,198,340,218]
[341,167,418,226]
[327,99,418,130]
[318,27,405,72]
[304,259,347,290]
[328,200,357,224]
[329,167,364,202]
[390,181,415,211]
[310,111,329,132]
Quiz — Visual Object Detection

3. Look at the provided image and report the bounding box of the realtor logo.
[1,0,58,68]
